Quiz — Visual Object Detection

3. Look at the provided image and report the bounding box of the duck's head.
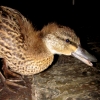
[41,23,97,66]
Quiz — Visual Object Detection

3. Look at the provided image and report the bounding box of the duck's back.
[0,6,30,53]
[0,6,29,72]
[0,6,29,73]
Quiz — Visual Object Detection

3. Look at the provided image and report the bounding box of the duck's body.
[0,6,97,77]
[0,6,54,75]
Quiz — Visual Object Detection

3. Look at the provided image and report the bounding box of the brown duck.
[0,6,97,90]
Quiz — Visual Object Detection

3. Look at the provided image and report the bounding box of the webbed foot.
[0,59,27,93]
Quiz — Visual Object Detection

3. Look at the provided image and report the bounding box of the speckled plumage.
[0,6,54,75]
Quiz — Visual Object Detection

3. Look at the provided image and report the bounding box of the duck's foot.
[0,59,27,93]
[0,72,26,93]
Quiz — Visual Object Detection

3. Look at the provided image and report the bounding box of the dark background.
[0,0,99,29]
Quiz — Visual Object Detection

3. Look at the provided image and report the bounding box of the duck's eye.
[66,39,70,43]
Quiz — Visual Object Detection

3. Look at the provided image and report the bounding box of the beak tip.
[90,56,97,62]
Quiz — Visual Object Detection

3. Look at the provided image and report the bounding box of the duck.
[0,6,97,91]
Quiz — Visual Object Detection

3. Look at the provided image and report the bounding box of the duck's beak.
[71,46,97,66]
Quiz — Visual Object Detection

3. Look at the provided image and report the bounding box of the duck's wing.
[0,6,34,36]
[0,6,35,58]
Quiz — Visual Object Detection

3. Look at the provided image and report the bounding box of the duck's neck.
[24,31,53,60]
[20,33,54,75]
